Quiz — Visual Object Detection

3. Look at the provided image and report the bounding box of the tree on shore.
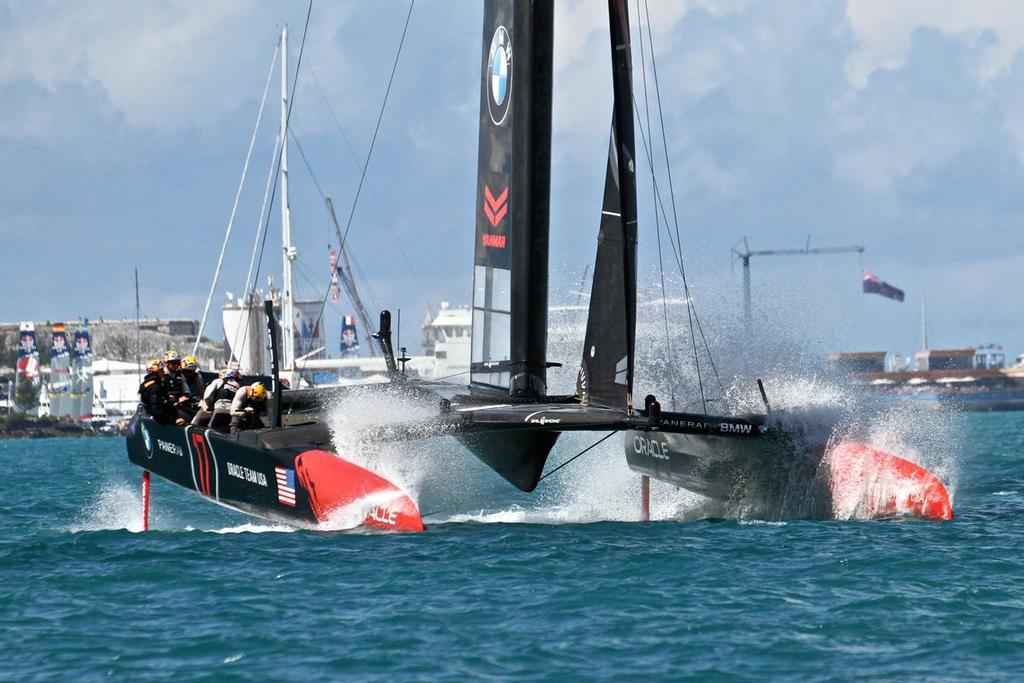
[14,380,40,413]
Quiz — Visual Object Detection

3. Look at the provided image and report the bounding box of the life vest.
[215,378,241,403]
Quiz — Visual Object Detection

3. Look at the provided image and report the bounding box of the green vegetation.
[0,334,16,368]
[13,380,40,413]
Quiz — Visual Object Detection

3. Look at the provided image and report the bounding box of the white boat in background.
[419,302,471,380]
[208,25,470,390]
[222,298,471,386]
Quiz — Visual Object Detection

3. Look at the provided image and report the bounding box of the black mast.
[470,0,554,397]
[577,0,638,412]
[264,299,283,429]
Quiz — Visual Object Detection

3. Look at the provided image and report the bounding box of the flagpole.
[921,289,929,350]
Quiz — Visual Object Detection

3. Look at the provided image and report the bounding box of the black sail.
[471,0,553,398]
[577,0,638,411]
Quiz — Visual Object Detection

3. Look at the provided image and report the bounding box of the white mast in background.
[280,25,296,374]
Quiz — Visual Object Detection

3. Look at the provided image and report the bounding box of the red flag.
[862,268,905,302]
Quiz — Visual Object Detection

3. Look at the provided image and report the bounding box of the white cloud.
[844,0,1024,88]
[0,0,359,134]
[834,1,1024,192]
[831,89,978,194]
[552,0,701,141]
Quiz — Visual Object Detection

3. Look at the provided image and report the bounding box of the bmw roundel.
[488,25,512,125]
[141,423,152,455]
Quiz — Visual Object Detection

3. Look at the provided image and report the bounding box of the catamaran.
[126,0,951,533]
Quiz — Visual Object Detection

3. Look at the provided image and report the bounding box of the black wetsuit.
[139,372,177,426]
[161,371,192,422]
[182,370,206,406]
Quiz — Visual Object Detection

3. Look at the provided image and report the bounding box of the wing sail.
[577,0,638,411]
[471,0,553,397]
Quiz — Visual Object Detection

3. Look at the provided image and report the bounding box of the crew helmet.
[183,354,198,370]
[146,359,162,374]
[163,349,182,365]
[250,382,267,400]
[224,368,241,381]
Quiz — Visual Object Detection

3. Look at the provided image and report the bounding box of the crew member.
[138,359,184,426]
[229,381,269,435]
[181,355,206,407]
[161,349,192,422]
[192,368,241,430]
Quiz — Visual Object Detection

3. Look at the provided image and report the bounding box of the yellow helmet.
[146,359,162,373]
[163,349,182,364]
[183,354,198,370]
[250,382,267,400]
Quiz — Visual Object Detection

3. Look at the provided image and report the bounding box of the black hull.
[126,414,326,527]
[626,423,834,519]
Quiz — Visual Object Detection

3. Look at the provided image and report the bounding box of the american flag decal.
[275,466,297,507]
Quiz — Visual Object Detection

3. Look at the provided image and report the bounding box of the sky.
[1,0,1022,363]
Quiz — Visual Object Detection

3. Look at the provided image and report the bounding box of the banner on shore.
[16,322,40,381]
[341,315,359,355]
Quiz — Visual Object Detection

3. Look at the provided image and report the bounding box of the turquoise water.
[2,412,1023,680]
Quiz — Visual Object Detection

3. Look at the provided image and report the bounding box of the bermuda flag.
[275,466,296,507]
[862,268,905,302]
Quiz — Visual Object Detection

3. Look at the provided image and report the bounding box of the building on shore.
[830,344,1024,411]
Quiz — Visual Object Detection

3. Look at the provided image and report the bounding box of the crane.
[732,236,865,321]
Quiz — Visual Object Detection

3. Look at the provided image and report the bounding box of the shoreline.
[0,416,111,440]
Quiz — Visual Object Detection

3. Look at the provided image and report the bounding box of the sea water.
[1,411,1022,680]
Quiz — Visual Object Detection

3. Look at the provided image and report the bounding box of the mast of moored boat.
[279,25,297,378]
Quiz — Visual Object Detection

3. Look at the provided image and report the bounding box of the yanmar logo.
[482,233,506,248]
[483,185,508,228]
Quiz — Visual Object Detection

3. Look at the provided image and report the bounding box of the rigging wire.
[642,0,705,415]
[232,130,281,364]
[634,0,675,412]
[641,0,725,408]
[631,112,725,400]
[538,431,619,482]
[243,132,281,302]
[286,127,383,322]
[421,430,619,520]
[289,123,388,352]
[573,264,591,308]
[293,260,350,320]
[297,0,415,366]
[308,64,434,316]
[193,39,279,357]
[429,369,470,383]
[287,126,328,199]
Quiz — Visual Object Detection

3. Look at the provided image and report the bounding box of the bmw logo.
[141,424,153,456]
[487,25,512,125]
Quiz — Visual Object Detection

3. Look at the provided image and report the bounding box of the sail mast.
[469,0,553,397]
[280,25,296,374]
[576,0,638,412]
[609,0,637,413]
